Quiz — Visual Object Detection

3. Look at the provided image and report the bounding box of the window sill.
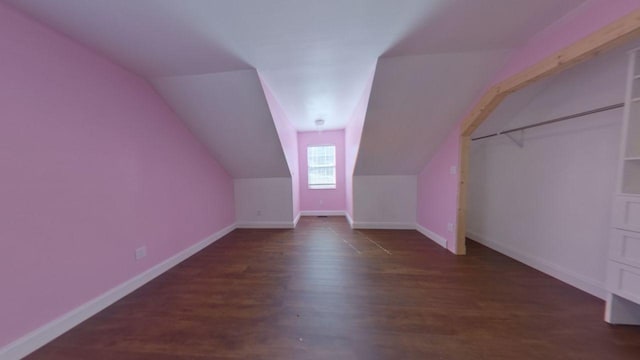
[308,185,337,190]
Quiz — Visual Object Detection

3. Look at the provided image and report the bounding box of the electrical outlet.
[447,223,454,233]
[450,166,457,175]
[135,246,147,260]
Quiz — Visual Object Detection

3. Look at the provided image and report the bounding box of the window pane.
[309,166,335,185]
[307,145,336,188]
[308,145,335,167]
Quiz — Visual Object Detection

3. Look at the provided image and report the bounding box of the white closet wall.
[467,47,627,299]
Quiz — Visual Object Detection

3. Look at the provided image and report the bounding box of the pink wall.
[345,70,376,219]
[416,0,640,254]
[495,0,640,84]
[258,76,300,218]
[417,125,460,252]
[298,130,346,212]
[0,3,235,348]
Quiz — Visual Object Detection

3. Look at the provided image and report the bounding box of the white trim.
[0,223,237,360]
[299,210,346,217]
[416,224,448,249]
[467,231,607,300]
[605,293,640,325]
[293,212,301,227]
[236,221,295,229]
[345,212,354,228]
[351,222,416,230]
[308,185,337,190]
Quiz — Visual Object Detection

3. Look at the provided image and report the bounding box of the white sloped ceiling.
[354,50,510,175]
[152,70,290,179]
[3,0,588,178]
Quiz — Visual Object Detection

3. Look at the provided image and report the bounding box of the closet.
[468,40,640,324]
[606,48,640,324]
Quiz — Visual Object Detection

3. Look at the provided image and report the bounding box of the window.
[307,145,336,189]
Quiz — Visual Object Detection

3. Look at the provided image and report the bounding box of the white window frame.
[307,145,336,190]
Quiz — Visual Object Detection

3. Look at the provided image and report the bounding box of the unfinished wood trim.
[461,87,509,138]
[456,8,640,253]
[462,9,640,137]
[454,135,471,255]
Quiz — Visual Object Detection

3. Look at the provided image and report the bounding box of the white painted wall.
[234,178,294,228]
[352,175,417,229]
[467,47,627,299]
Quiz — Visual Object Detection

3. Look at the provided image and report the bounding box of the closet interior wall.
[467,45,628,299]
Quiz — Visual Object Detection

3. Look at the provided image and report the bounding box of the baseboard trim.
[299,210,346,217]
[0,223,237,360]
[345,212,354,229]
[467,231,606,300]
[293,213,301,227]
[352,222,416,230]
[416,224,448,249]
[236,221,295,229]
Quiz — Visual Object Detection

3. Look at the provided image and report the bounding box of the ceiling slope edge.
[151,69,291,179]
[354,49,512,176]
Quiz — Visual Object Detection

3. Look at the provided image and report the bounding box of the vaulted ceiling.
[3,0,588,177]
[152,70,290,179]
[354,50,509,175]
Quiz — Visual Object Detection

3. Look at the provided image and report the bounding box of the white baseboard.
[467,231,606,300]
[352,222,416,230]
[605,293,640,325]
[345,212,354,229]
[0,223,237,360]
[299,210,346,217]
[236,221,295,229]
[293,213,301,227]
[416,224,448,249]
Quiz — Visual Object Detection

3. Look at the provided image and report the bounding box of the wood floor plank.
[25,217,640,359]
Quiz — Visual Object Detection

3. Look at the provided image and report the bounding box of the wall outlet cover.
[135,246,147,260]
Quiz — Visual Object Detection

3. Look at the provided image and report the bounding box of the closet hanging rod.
[471,103,624,141]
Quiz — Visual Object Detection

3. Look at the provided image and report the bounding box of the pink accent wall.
[495,0,640,84]
[416,0,640,254]
[298,130,346,212]
[417,125,460,252]
[345,70,376,219]
[0,3,235,348]
[258,76,300,218]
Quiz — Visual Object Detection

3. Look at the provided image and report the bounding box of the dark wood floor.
[26,217,640,359]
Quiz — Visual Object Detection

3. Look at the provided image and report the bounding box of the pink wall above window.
[298,130,346,212]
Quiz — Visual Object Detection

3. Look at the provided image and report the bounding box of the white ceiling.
[3,0,585,131]
[384,0,586,56]
[152,70,290,179]
[2,0,590,178]
[355,50,510,175]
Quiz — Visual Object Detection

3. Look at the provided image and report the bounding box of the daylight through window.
[307,145,336,189]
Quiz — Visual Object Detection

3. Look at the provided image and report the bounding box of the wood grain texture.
[25,217,640,359]
[454,135,470,255]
